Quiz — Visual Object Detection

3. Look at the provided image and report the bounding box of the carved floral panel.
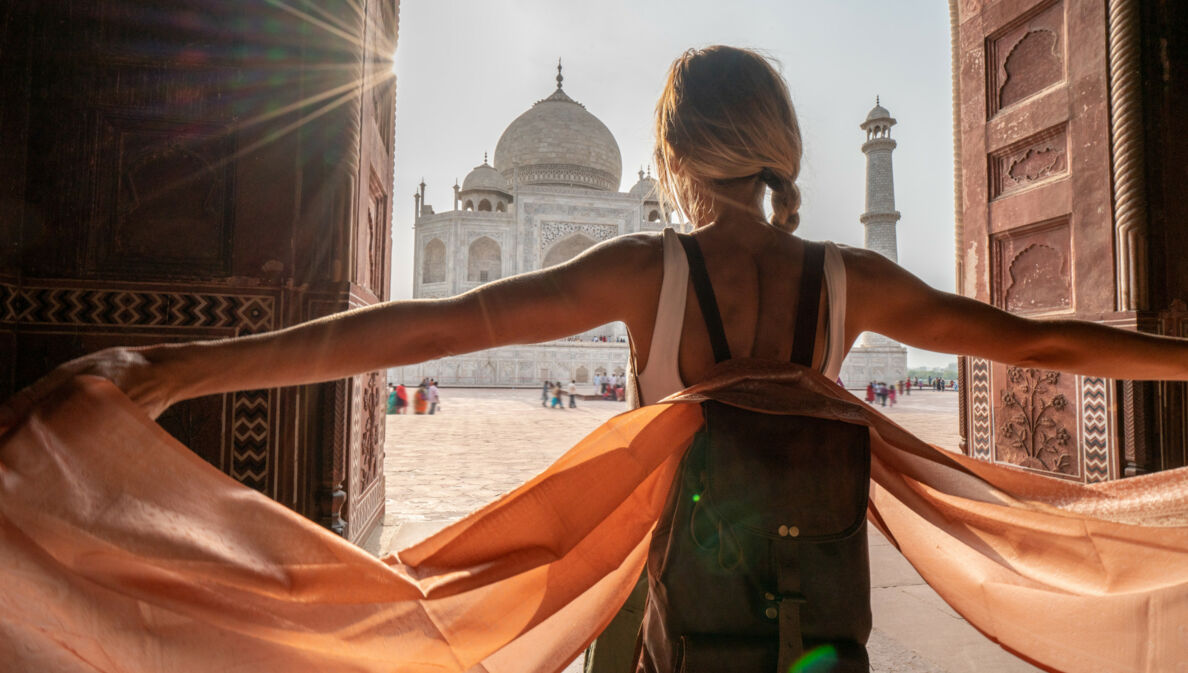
[992,365,1080,477]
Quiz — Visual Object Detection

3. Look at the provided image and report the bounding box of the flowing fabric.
[1,360,1186,673]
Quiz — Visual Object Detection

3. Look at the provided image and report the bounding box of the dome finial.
[556,58,563,90]
[483,151,488,164]
[639,166,645,180]
[876,95,880,106]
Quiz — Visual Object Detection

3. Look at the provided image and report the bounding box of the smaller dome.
[461,156,509,193]
[628,168,659,202]
[865,103,890,122]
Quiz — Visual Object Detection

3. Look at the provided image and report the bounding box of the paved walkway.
[371,388,1040,673]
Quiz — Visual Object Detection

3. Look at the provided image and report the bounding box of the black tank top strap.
[677,233,732,363]
[790,241,826,367]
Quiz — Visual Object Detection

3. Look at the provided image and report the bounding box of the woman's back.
[632,215,848,405]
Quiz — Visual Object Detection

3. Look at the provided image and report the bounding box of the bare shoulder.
[566,231,664,280]
[567,231,665,323]
[836,244,896,278]
[597,231,664,264]
[835,245,925,297]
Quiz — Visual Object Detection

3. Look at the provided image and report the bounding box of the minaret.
[856,99,906,361]
[859,97,900,263]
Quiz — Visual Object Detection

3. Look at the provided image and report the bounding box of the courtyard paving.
[371,387,1040,673]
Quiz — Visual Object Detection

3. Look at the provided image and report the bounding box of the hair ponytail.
[760,168,800,233]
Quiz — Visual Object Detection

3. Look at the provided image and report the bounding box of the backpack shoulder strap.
[790,241,826,367]
[677,233,732,363]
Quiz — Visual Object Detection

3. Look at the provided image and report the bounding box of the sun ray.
[283,0,359,36]
[123,70,394,214]
[262,0,364,48]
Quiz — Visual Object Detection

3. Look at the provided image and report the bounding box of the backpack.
[634,236,872,673]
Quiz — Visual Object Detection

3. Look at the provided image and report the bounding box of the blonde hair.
[654,46,803,232]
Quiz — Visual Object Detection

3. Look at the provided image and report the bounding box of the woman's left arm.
[843,246,1188,381]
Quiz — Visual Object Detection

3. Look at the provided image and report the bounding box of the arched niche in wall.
[422,238,446,283]
[467,235,502,283]
[477,199,492,212]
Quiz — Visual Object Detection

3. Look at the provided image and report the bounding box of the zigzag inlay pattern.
[231,390,271,491]
[0,280,275,334]
[1081,377,1111,483]
[970,358,992,460]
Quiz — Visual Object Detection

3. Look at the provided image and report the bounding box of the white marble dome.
[461,159,508,193]
[493,80,622,192]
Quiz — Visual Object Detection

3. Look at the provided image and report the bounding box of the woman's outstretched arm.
[0,234,662,422]
[843,246,1188,381]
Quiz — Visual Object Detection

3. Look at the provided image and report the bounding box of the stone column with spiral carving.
[1109,0,1148,313]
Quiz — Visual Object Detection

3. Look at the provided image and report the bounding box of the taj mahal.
[390,64,674,387]
[392,65,906,388]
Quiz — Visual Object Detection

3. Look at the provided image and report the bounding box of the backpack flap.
[697,401,870,543]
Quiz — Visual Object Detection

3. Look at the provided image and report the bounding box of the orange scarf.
[1,361,1185,672]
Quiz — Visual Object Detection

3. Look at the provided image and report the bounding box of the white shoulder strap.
[820,242,848,379]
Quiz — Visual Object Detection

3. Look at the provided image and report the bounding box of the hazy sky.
[391,1,958,368]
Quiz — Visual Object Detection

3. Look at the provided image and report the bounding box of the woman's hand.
[0,346,177,428]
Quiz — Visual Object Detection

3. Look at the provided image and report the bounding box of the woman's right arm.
[0,233,662,422]
[843,247,1188,381]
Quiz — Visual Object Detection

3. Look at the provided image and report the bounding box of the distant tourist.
[386,384,398,414]
[395,383,408,414]
[414,382,428,415]
[865,382,875,403]
[568,380,578,408]
[542,380,550,407]
[427,380,440,415]
[550,382,565,409]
